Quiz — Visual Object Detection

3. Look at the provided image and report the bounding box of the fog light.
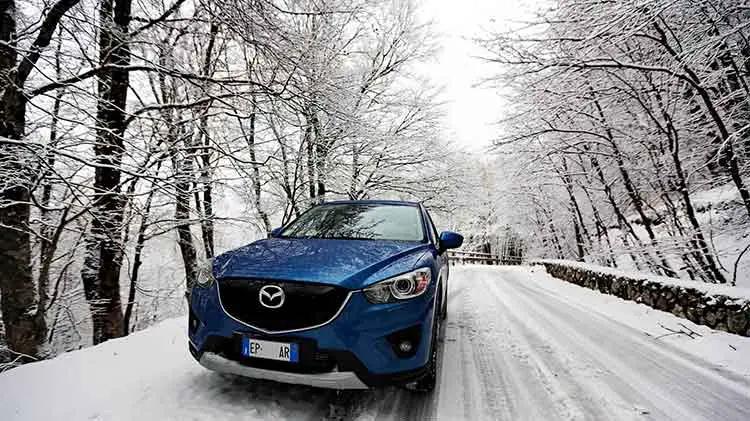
[387,324,422,358]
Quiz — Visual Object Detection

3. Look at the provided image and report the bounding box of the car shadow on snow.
[189,371,435,421]
[185,370,333,420]
[320,386,436,421]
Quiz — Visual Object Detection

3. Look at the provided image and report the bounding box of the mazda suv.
[187,200,463,391]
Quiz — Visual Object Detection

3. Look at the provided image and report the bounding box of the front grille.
[217,278,350,332]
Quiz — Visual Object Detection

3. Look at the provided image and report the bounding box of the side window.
[424,209,441,249]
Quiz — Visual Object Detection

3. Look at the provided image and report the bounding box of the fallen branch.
[677,323,703,338]
[654,323,702,339]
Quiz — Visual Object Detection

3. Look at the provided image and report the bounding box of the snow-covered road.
[2,265,750,420]
[429,266,750,420]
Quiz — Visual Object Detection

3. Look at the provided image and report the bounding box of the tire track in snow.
[468,290,538,419]
[487,274,694,419]
[511,267,750,391]
[455,286,516,420]
[513,275,750,412]
[380,265,623,420]
[462,271,598,421]
[477,287,595,420]
[481,275,657,420]
[441,279,478,420]
[487,267,750,420]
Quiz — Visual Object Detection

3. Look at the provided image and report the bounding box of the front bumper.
[199,352,369,389]
[188,282,437,389]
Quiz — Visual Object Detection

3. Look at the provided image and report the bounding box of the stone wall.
[536,261,750,337]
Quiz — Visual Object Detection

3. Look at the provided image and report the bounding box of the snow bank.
[537,259,750,299]
[533,260,750,337]
[0,318,334,421]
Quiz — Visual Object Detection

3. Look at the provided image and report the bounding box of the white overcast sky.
[420,0,532,152]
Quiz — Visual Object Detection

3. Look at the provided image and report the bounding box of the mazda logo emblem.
[259,285,285,309]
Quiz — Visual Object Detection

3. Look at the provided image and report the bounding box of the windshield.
[280,203,425,242]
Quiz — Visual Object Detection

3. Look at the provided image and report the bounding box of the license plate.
[241,337,299,363]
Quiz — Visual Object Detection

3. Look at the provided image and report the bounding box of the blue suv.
[188,200,463,391]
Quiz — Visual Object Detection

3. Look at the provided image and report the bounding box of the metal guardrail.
[448,251,522,265]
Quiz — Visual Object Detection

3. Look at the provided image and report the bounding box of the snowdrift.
[0,318,334,421]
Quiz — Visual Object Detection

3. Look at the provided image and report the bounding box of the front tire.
[410,288,442,392]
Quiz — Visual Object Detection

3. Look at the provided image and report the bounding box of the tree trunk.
[570,207,585,261]
[350,143,360,199]
[312,114,326,201]
[557,157,591,260]
[304,105,317,203]
[197,134,215,258]
[196,22,218,259]
[123,163,160,335]
[242,101,271,233]
[174,130,199,295]
[81,0,132,344]
[577,174,616,266]
[699,9,750,165]
[269,118,300,222]
[539,206,565,258]
[0,0,43,360]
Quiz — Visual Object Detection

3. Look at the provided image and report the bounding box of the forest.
[482,0,750,286]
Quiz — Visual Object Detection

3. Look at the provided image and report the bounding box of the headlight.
[195,258,215,287]
[363,268,431,304]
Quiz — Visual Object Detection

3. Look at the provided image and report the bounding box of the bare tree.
[0,0,81,360]
[480,0,750,283]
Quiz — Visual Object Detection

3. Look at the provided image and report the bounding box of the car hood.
[214,238,431,289]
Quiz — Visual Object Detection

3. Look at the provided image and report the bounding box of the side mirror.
[269,227,283,238]
[439,231,463,251]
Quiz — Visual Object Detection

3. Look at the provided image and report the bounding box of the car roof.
[318,199,421,207]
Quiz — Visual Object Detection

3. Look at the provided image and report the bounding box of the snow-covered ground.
[2,265,750,420]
